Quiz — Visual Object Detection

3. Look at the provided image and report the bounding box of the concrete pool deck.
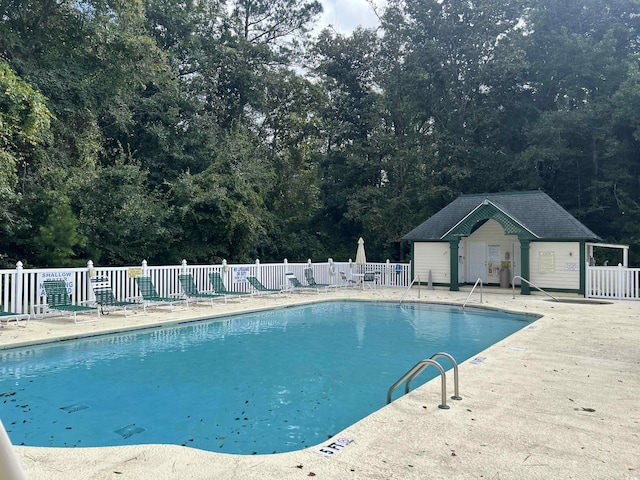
[1,287,638,480]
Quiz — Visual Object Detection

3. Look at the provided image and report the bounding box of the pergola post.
[449,239,459,292]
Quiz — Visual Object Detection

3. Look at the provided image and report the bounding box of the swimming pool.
[0,301,535,454]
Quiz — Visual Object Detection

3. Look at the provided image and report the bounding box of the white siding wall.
[414,242,450,284]
[412,225,582,291]
[529,242,581,290]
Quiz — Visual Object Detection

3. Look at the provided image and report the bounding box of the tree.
[0,62,51,217]
[32,199,87,267]
[73,156,175,265]
[0,62,53,266]
[517,0,640,259]
[168,124,275,263]
[230,0,322,59]
[1,0,183,266]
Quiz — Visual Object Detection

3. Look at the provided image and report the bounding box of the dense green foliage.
[1,0,639,267]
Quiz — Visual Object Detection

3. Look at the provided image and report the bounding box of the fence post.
[15,261,23,314]
[284,258,288,284]
[86,260,95,302]
[385,259,391,287]
[617,263,624,300]
[222,260,228,283]
[255,259,260,279]
[328,257,336,285]
[181,259,188,274]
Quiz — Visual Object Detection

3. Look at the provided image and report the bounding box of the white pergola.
[586,242,630,267]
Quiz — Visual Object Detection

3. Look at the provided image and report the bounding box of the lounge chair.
[285,272,320,294]
[339,271,357,288]
[246,276,284,296]
[362,272,377,290]
[91,278,146,316]
[304,268,334,291]
[0,305,29,327]
[42,280,100,324]
[208,272,253,299]
[179,274,226,306]
[135,276,187,310]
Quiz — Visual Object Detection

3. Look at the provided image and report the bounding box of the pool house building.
[402,191,619,296]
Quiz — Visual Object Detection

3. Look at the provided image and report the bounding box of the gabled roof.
[403,191,601,241]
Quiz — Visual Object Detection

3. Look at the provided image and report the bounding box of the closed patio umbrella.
[355,237,367,272]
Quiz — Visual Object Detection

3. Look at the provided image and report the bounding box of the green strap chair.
[0,305,29,327]
[135,276,187,310]
[304,268,334,291]
[91,278,146,316]
[42,280,99,324]
[208,272,253,300]
[246,276,284,296]
[284,272,319,294]
[179,274,226,306]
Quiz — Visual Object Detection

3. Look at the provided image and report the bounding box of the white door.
[512,242,521,285]
[467,242,487,283]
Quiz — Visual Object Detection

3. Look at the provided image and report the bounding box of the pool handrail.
[387,358,450,409]
[399,275,420,305]
[405,352,462,401]
[433,352,462,400]
[512,276,559,301]
[462,278,483,310]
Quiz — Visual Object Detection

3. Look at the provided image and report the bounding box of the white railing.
[586,264,640,300]
[0,259,413,316]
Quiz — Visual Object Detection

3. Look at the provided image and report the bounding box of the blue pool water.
[0,301,535,454]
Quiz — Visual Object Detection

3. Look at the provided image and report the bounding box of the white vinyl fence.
[0,259,412,317]
[586,264,640,300]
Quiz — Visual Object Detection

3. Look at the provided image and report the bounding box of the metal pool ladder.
[511,276,558,301]
[462,278,483,310]
[399,275,420,305]
[387,352,462,409]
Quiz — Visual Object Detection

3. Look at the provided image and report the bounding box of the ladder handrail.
[462,278,483,310]
[399,275,420,305]
[407,352,462,400]
[511,276,559,301]
[387,359,450,408]
[431,353,461,400]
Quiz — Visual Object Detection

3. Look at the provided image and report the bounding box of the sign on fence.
[233,267,250,283]
[37,271,75,298]
[128,267,142,278]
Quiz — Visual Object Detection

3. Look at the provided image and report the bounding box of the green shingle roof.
[403,191,601,241]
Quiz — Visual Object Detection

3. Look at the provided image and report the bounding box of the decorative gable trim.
[441,199,538,240]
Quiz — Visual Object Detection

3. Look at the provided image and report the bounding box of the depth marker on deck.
[316,437,353,456]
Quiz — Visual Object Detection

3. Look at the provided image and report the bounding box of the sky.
[317,0,381,35]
